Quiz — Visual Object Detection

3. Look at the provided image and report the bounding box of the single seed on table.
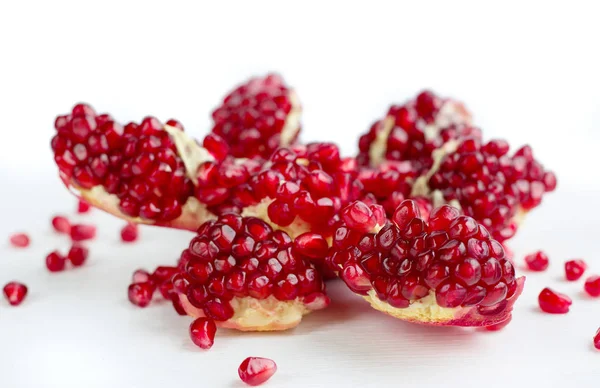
[538,287,571,314]
[564,259,587,281]
[9,233,30,248]
[77,199,91,213]
[70,224,97,241]
[67,244,89,266]
[51,215,71,234]
[524,251,549,271]
[46,251,67,272]
[120,223,139,242]
[189,318,217,349]
[238,357,277,386]
[584,275,600,297]
[3,282,28,306]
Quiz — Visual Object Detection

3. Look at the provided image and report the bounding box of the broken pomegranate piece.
[565,259,587,281]
[416,137,556,242]
[584,276,600,297]
[9,233,30,248]
[538,288,571,313]
[357,90,475,170]
[189,317,217,349]
[238,357,277,386]
[326,199,524,327]
[52,103,216,230]
[171,214,329,331]
[3,282,28,306]
[211,74,301,159]
[524,251,549,271]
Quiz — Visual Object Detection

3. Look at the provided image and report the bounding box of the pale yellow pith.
[364,290,457,323]
[368,117,395,167]
[163,124,214,185]
[242,198,313,239]
[279,91,302,146]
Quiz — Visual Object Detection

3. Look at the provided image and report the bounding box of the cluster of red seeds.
[357,90,477,171]
[128,266,181,309]
[52,104,193,222]
[211,74,298,159]
[170,214,327,321]
[328,200,518,313]
[428,138,557,242]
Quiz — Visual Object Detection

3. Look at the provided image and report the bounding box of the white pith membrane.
[179,293,329,331]
[364,290,457,323]
[367,101,472,168]
[279,91,302,147]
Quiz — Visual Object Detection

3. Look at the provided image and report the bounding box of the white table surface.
[1,1,600,387]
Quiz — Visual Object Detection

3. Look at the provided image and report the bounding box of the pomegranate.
[52,103,216,230]
[189,317,217,349]
[584,276,600,297]
[326,200,524,327]
[9,233,30,248]
[128,282,155,307]
[357,90,475,170]
[132,269,152,283]
[565,259,586,281]
[524,251,549,271]
[211,74,301,159]
[238,357,277,386]
[3,282,28,306]
[46,251,67,272]
[538,288,571,313]
[594,328,600,350]
[67,244,89,267]
[170,214,329,331]
[51,215,71,234]
[413,137,556,242]
[70,224,97,242]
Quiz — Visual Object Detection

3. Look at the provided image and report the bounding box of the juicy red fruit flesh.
[584,276,600,297]
[128,282,154,307]
[189,318,217,349]
[238,357,277,386]
[46,251,67,272]
[70,224,97,241]
[77,199,91,213]
[121,223,139,242]
[52,215,71,234]
[3,282,28,306]
[538,288,571,314]
[9,233,30,248]
[594,328,600,350]
[67,244,89,266]
[565,259,587,281]
[524,251,549,271]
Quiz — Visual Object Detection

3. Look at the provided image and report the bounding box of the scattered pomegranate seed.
[238,357,277,386]
[67,244,89,266]
[132,269,152,283]
[46,251,67,272]
[128,282,154,307]
[120,223,139,242]
[9,233,30,248]
[77,199,91,213]
[564,259,587,281]
[51,215,71,234]
[70,224,97,241]
[524,251,549,271]
[189,318,217,349]
[584,276,600,297]
[485,316,512,331]
[594,328,600,350]
[538,288,572,314]
[3,282,28,306]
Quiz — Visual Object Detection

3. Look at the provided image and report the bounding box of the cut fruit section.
[414,137,556,242]
[52,103,217,231]
[326,199,524,327]
[211,73,301,159]
[357,90,475,171]
[169,214,329,331]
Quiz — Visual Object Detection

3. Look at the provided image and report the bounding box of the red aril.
[46,251,67,272]
[70,224,97,241]
[238,357,277,386]
[77,199,91,213]
[121,223,139,242]
[594,328,600,350]
[9,233,30,248]
[584,276,600,297]
[189,318,217,349]
[3,282,28,306]
[128,282,154,307]
[538,288,571,314]
[524,251,549,271]
[52,215,71,234]
[564,259,587,281]
[67,245,89,266]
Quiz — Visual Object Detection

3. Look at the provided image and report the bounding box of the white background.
[1,1,599,387]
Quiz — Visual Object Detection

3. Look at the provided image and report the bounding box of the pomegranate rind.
[363,277,525,327]
[179,294,329,332]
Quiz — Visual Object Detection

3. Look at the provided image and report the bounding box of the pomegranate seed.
[564,259,586,281]
[594,328,600,350]
[3,282,28,306]
[538,288,571,314]
[524,251,549,271]
[120,223,139,242]
[132,269,151,283]
[584,276,600,297]
[9,233,30,248]
[70,224,97,241]
[128,282,154,307]
[67,244,89,266]
[238,357,277,386]
[189,318,217,349]
[77,199,91,213]
[51,215,71,234]
[46,251,67,272]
